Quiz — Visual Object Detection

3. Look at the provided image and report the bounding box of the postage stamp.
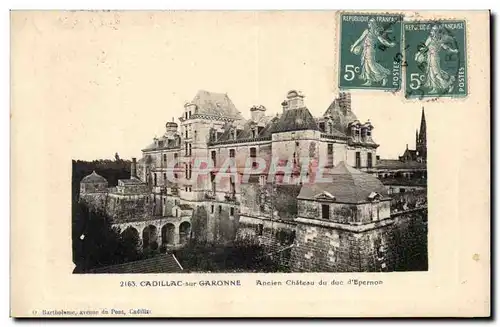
[404,20,467,99]
[338,13,403,91]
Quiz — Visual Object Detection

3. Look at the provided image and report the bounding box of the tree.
[191,206,208,244]
[73,202,123,272]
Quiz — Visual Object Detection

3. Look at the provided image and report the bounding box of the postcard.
[10,10,490,317]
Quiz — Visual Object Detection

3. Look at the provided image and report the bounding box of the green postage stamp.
[339,13,403,91]
[404,20,467,98]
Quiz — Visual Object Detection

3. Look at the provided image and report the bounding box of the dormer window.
[252,128,257,138]
[368,192,381,201]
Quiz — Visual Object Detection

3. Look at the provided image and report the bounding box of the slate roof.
[298,162,388,203]
[142,136,180,152]
[88,254,183,274]
[375,159,426,170]
[269,107,319,133]
[81,171,108,184]
[323,99,358,133]
[118,177,144,185]
[191,90,244,120]
[399,149,418,161]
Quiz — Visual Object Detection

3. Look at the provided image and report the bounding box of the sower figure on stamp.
[415,24,459,94]
[350,18,396,86]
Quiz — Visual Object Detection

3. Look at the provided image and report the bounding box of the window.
[322,204,330,219]
[219,206,222,214]
[327,144,334,166]
[211,205,214,214]
[185,112,188,120]
[211,173,216,194]
[250,147,257,168]
[367,153,373,168]
[355,152,361,168]
[163,154,167,162]
[145,197,149,204]
[400,188,406,193]
[153,173,157,186]
[185,130,188,139]
[230,175,235,195]
[163,198,166,204]
[163,173,167,181]
[188,144,192,156]
[319,122,325,132]
[257,224,264,236]
[229,149,235,158]
[252,129,257,138]
[230,207,234,216]
[211,150,217,166]
[174,153,178,161]
[188,111,191,119]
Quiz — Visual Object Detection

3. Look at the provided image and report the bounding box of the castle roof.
[190,90,244,120]
[298,162,388,204]
[88,254,182,273]
[269,107,319,133]
[323,98,358,134]
[81,171,108,184]
[375,159,426,170]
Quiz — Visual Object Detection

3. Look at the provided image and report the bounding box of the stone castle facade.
[79,90,428,272]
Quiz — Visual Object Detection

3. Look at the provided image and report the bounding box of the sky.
[15,11,426,161]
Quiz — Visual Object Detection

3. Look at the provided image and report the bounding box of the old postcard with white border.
[10,10,490,317]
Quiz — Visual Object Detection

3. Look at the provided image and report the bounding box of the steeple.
[415,129,419,148]
[416,107,427,163]
[418,107,426,144]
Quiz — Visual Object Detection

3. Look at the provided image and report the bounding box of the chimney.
[286,90,305,110]
[165,118,178,135]
[131,157,137,178]
[338,92,351,112]
[281,100,289,112]
[250,105,266,122]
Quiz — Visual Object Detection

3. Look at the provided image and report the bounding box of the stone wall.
[290,208,428,272]
[290,222,362,272]
[236,215,297,268]
[391,190,427,213]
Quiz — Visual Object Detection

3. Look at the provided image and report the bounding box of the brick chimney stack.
[286,90,305,110]
[338,92,352,112]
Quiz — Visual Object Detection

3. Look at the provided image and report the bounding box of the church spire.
[418,107,426,144]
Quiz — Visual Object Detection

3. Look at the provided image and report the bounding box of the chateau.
[79,90,428,272]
